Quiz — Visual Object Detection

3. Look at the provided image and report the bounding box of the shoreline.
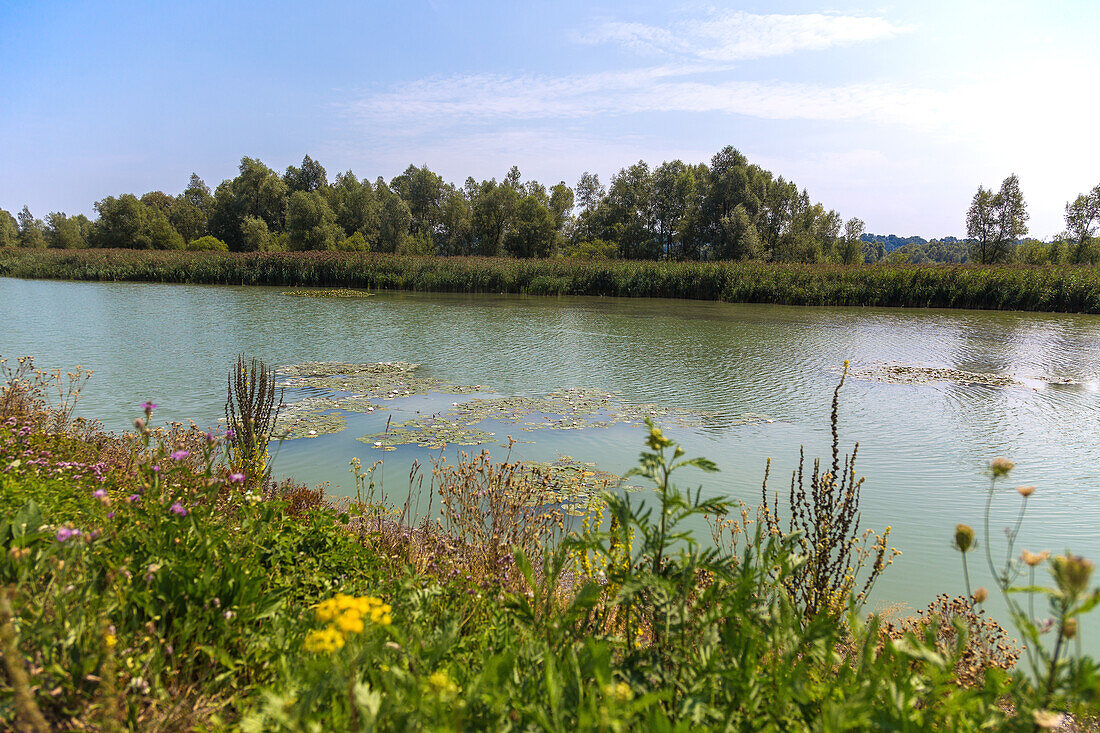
[3,247,1100,314]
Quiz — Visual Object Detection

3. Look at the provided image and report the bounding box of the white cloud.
[574,10,909,61]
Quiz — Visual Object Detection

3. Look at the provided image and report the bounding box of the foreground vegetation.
[1,357,1098,730]
[6,247,1100,313]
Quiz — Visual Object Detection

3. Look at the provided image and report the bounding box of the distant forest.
[1,148,1096,265]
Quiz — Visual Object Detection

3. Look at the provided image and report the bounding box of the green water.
[4,276,1100,648]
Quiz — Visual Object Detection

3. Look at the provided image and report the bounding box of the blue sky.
[2,0,1097,238]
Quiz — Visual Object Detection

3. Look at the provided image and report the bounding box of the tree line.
[860,176,1100,266]
[0,147,867,263]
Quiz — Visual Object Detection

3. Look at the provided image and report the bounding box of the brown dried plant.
[0,355,92,432]
[760,363,900,618]
[882,594,1021,688]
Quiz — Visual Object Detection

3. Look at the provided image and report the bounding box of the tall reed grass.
[5,247,1100,313]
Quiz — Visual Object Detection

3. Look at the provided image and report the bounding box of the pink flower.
[225,429,236,439]
[55,527,81,543]
[170,502,188,517]
[127,494,140,503]
[228,472,246,484]
[170,450,190,461]
[141,401,157,412]
[93,489,107,498]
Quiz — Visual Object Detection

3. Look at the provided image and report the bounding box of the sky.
[2,0,1098,238]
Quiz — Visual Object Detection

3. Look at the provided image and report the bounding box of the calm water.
[4,276,1100,648]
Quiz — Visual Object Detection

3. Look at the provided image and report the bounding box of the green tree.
[602,161,655,259]
[840,218,865,265]
[375,180,412,253]
[966,186,999,264]
[391,164,445,245]
[327,171,379,245]
[1065,184,1100,264]
[45,212,87,249]
[505,194,556,257]
[284,155,328,194]
[140,191,175,218]
[438,186,473,255]
[240,215,275,252]
[17,206,46,248]
[286,190,342,251]
[209,158,288,250]
[469,178,519,257]
[715,204,762,260]
[994,174,1028,257]
[0,209,18,247]
[548,182,574,232]
[171,174,212,242]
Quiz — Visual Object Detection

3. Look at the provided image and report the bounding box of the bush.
[185,235,228,252]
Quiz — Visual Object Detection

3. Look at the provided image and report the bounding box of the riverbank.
[2,359,1097,729]
[4,247,1100,313]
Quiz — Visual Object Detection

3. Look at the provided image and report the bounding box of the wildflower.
[225,429,236,439]
[428,670,459,696]
[1016,485,1035,497]
[953,524,975,553]
[133,417,145,431]
[170,450,190,461]
[104,633,117,648]
[93,488,107,499]
[303,627,345,653]
[335,611,365,634]
[1052,554,1094,598]
[989,457,1015,477]
[972,587,988,603]
[127,494,140,503]
[151,465,160,473]
[645,421,673,450]
[603,681,634,702]
[1021,550,1050,567]
[169,502,187,517]
[229,472,246,484]
[55,527,81,543]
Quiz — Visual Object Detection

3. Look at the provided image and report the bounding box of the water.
[4,276,1100,651]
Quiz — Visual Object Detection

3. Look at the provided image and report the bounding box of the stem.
[961,554,972,599]
[983,477,999,587]
[1040,610,1067,712]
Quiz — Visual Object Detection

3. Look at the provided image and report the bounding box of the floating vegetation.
[278,362,485,399]
[282,288,374,298]
[513,455,642,516]
[358,388,734,450]
[849,364,1020,388]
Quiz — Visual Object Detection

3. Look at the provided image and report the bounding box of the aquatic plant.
[225,355,283,487]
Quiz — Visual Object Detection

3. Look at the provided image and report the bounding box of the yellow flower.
[104,633,117,649]
[303,627,345,653]
[335,610,365,634]
[603,681,634,702]
[428,670,459,696]
[1016,485,1036,497]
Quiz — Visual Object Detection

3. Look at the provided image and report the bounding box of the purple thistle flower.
[93,489,107,498]
[141,401,157,412]
[205,432,216,443]
[225,429,236,439]
[170,450,190,461]
[106,512,115,519]
[170,502,188,517]
[55,527,80,543]
[127,494,140,503]
[228,472,246,484]
[151,465,160,473]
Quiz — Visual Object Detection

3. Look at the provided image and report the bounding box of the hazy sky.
[2,0,1097,238]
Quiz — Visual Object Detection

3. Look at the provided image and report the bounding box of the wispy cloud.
[573,10,910,61]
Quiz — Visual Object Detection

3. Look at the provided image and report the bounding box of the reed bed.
[4,247,1100,313]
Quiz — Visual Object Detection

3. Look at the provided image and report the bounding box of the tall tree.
[0,209,18,247]
[209,157,289,250]
[17,206,46,248]
[1065,184,1100,263]
[374,180,412,253]
[966,186,999,264]
[327,171,380,244]
[286,190,342,250]
[46,212,87,248]
[284,155,328,194]
[994,174,1028,256]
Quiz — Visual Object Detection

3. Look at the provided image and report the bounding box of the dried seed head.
[989,458,1015,478]
[1016,485,1035,498]
[954,524,975,553]
[972,587,989,604]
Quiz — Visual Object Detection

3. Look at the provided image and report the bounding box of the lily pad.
[848,363,1019,388]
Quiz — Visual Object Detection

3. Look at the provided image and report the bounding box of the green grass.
[5,247,1100,312]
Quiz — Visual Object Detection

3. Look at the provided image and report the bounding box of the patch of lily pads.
[512,455,643,516]
[848,363,1020,388]
[278,361,486,399]
[358,387,730,450]
[283,288,374,298]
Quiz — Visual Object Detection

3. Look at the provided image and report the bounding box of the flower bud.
[989,458,1015,477]
[1063,618,1078,639]
[1052,554,1094,598]
[134,417,145,431]
[1016,485,1035,497]
[954,524,975,553]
